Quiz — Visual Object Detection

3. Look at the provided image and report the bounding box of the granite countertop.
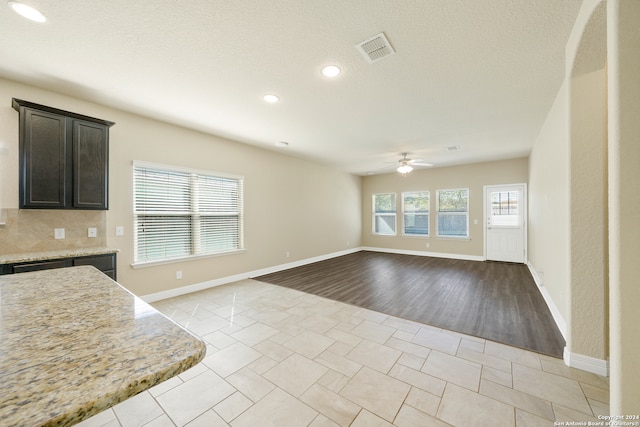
[0,247,118,265]
[0,266,206,427]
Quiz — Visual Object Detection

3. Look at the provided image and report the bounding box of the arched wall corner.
[566,0,607,77]
[563,0,610,374]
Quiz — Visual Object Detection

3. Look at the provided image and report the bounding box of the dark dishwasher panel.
[12,259,73,273]
[1,253,117,280]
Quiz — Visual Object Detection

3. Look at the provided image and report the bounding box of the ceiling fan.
[390,152,433,175]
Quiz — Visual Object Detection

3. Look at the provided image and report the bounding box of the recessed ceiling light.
[275,141,289,148]
[8,1,46,23]
[446,145,460,151]
[263,94,279,103]
[321,65,341,78]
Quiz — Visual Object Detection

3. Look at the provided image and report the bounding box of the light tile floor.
[77,279,609,427]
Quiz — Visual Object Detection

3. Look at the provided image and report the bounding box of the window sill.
[436,236,471,241]
[131,249,247,269]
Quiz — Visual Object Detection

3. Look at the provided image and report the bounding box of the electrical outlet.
[426,242,430,248]
[176,271,183,280]
[54,228,65,239]
[88,227,97,238]
[286,251,290,258]
[115,226,124,236]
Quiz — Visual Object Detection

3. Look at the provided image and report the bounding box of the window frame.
[402,191,430,237]
[132,161,245,267]
[372,192,397,236]
[436,188,469,239]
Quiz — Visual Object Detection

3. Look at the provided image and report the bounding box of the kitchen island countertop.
[0,266,206,427]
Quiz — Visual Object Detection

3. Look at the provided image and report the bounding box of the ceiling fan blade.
[411,162,434,167]
[406,158,424,164]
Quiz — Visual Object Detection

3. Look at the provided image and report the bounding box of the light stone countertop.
[0,266,206,427]
[0,247,118,265]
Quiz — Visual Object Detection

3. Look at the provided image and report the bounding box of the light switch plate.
[115,226,124,236]
[88,227,97,238]
[54,228,65,239]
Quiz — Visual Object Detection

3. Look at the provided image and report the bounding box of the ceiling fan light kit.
[397,164,413,175]
[391,152,433,175]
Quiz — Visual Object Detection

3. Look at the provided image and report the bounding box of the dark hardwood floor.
[255,251,565,358]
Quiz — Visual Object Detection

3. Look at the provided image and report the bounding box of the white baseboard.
[141,247,361,302]
[248,247,361,278]
[526,261,567,340]
[361,246,485,262]
[528,262,609,377]
[564,348,610,377]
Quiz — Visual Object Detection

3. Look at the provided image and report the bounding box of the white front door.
[485,184,526,263]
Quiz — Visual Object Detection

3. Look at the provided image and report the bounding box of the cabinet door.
[73,253,117,280]
[73,120,109,209]
[19,108,70,208]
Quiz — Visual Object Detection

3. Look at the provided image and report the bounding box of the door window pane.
[490,191,519,226]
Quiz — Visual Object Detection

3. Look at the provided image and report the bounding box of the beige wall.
[0,93,18,211]
[607,0,640,414]
[529,0,610,368]
[0,77,362,296]
[536,0,639,410]
[528,80,571,331]
[361,158,528,257]
[569,68,608,360]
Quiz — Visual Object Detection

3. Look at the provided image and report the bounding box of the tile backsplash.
[0,208,106,255]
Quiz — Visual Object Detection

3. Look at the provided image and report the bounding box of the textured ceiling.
[0,0,582,175]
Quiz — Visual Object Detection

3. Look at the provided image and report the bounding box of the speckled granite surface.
[0,247,118,264]
[0,266,206,427]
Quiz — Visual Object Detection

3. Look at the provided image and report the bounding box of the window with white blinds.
[133,162,244,264]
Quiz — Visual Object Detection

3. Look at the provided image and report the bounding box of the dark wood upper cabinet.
[21,108,69,208]
[12,98,115,210]
[73,120,109,209]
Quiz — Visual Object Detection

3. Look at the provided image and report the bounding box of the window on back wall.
[402,191,429,236]
[133,162,244,265]
[436,188,469,238]
[372,193,396,235]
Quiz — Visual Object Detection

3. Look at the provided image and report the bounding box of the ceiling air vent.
[356,32,395,64]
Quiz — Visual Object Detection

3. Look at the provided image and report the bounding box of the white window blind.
[133,163,243,264]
